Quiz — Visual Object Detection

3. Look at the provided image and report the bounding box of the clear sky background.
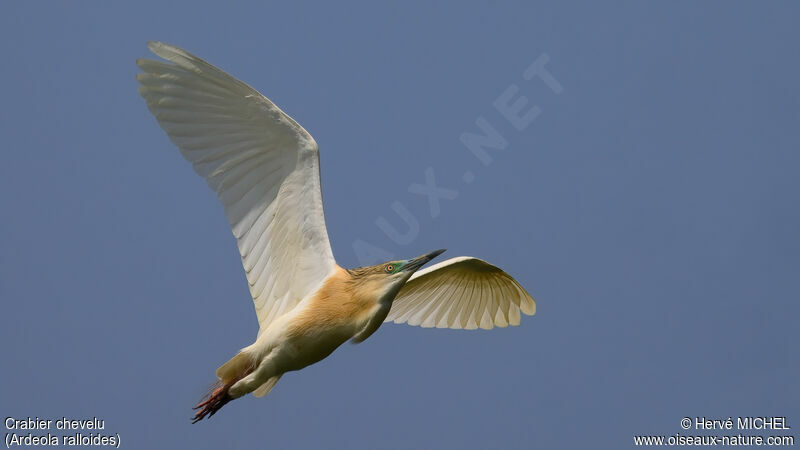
[1,2,798,449]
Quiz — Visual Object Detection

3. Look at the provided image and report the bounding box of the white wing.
[136,42,335,334]
[385,257,535,329]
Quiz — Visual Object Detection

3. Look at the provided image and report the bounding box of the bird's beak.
[402,249,446,273]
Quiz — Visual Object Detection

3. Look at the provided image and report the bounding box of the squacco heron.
[136,42,536,422]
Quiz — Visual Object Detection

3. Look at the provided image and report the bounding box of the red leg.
[192,384,232,423]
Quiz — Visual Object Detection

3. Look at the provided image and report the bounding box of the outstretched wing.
[385,257,535,329]
[136,42,335,334]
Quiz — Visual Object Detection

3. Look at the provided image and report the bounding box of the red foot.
[192,384,232,423]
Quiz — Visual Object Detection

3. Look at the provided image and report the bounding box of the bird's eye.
[385,264,394,273]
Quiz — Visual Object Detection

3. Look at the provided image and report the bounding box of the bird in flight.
[136,42,536,423]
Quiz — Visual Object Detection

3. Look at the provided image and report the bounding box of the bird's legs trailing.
[191,346,286,422]
[192,381,233,423]
[191,352,255,423]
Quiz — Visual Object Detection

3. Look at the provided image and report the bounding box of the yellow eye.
[385,264,394,273]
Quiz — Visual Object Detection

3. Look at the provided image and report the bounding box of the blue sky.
[1,2,798,449]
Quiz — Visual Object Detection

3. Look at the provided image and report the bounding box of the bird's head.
[348,249,446,303]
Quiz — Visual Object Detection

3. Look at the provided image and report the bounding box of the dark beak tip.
[402,249,447,272]
[429,248,446,259]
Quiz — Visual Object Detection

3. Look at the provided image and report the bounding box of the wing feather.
[137,42,336,335]
[386,257,535,330]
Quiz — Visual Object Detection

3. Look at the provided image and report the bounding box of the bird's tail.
[218,351,282,398]
[216,352,253,383]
